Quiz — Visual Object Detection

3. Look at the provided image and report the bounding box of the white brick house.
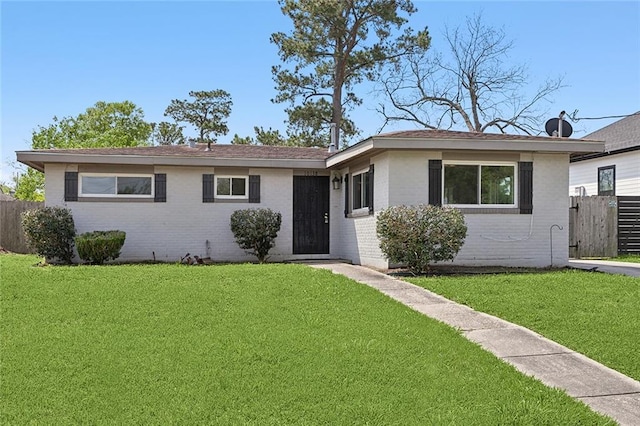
[17,130,603,268]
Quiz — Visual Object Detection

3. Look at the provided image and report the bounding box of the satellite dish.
[545,118,573,137]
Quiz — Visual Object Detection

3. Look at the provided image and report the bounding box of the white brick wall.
[45,164,303,263]
[453,154,569,267]
[45,151,573,268]
[330,152,571,269]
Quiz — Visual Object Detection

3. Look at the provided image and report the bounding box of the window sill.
[454,207,520,214]
[211,199,250,204]
[347,209,372,218]
[77,197,154,203]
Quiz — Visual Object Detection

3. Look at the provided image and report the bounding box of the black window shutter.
[519,162,533,214]
[368,164,375,214]
[64,172,78,201]
[203,174,215,203]
[249,175,260,203]
[154,173,166,202]
[344,173,350,217]
[428,160,442,206]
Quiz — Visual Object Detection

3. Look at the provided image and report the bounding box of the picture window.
[443,163,515,206]
[80,174,153,197]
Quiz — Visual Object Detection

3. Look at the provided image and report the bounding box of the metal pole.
[550,224,563,266]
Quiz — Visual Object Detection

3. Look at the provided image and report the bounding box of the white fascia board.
[325,139,375,167]
[16,152,327,171]
[373,137,605,153]
[326,137,605,168]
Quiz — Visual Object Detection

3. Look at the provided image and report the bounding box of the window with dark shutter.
[368,164,374,214]
[203,174,215,203]
[248,175,260,203]
[344,173,350,217]
[428,160,442,206]
[154,174,166,202]
[64,172,78,202]
[518,162,533,214]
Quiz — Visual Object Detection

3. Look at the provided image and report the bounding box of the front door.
[293,176,330,254]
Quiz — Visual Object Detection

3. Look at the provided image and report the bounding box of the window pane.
[444,165,478,204]
[117,177,152,195]
[481,166,514,204]
[598,167,614,195]
[217,178,230,196]
[82,176,116,195]
[231,178,246,196]
[353,174,362,209]
[363,171,370,208]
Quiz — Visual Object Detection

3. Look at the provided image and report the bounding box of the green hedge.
[21,207,76,264]
[230,208,282,263]
[377,205,467,274]
[75,230,126,265]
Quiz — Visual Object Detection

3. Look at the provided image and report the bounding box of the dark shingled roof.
[28,143,333,160]
[582,112,640,152]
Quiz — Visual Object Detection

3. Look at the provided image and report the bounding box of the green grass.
[406,270,639,382]
[614,254,640,263]
[1,255,612,425]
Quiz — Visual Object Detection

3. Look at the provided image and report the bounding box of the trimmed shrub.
[230,208,282,263]
[75,230,126,265]
[376,204,467,274]
[21,206,76,264]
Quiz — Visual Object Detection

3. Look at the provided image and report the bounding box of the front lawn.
[0,255,611,424]
[406,270,639,381]
[614,254,640,263]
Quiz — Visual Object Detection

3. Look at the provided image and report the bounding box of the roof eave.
[16,151,328,171]
[326,137,606,168]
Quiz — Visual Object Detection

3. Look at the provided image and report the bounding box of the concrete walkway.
[569,259,640,277]
[307,262,640,426]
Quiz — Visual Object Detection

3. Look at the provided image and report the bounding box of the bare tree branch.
[377,12,566,135]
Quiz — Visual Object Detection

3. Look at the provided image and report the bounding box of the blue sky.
[2,1,639,183]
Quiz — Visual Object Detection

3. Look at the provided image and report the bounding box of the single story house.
[17,130,603,269]
[569,113,640,196]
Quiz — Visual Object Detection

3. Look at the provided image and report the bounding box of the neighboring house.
[16,130,603,268]
[569,113,640,196]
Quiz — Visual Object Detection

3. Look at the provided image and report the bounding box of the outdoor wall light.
[332,173,342,190]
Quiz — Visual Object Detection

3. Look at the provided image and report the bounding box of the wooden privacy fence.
[569,196,640,258]
[0,200,43,253]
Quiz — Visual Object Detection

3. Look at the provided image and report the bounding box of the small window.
[352,169,370,210]
[80,174,153,197]
[443,162,515,206]
[598,165,615,196]
[215,176,247,199]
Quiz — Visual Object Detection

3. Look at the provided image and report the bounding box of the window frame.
[79,173,154,198]
[214,175,249,200]
[351,168,371,212]
[597,165,615,196]
[442,160,518,208]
